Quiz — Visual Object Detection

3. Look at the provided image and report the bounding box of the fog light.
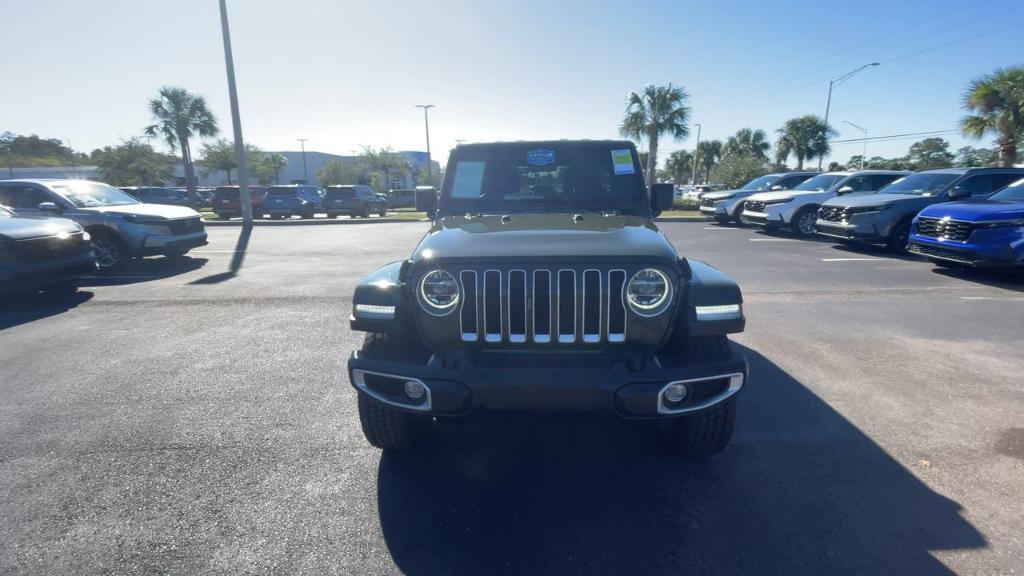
[663,383,689,403]
[404,380,426,399]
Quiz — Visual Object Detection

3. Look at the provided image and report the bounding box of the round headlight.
[626,268,671,315]
[419,269,460,314]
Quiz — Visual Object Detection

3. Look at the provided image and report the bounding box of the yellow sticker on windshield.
[611,149,634,175]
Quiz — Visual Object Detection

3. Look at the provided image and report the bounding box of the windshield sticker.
[527,148,555,166]
[451,161,486,199]
[611,149,635,175]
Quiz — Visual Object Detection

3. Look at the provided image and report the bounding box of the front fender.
[349,260,408,333]
[684,259,745,336]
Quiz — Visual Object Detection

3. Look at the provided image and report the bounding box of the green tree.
[620,83,692,186]
[954,146,998,167]
[197,139,266,184]
[905,137,955,170]
[696,139,722,183]
[361,146,411,190]
[862,156,909,170]
[254,153,288,184]
[714,153,769,188]
[144,86,219,207]
[0,132,84,167]
[317,159,363,187]
[663,150,693,183]
[93,138,176,185]
[723,128,770,161]
[961,66,1024,167]
[775,115,835,170]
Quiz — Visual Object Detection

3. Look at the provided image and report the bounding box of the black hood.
[412,213,679,264]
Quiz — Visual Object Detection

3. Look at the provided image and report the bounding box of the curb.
[203,217,429,226]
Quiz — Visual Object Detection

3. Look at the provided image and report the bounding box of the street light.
[415,104,435,185]
[297,138,310,184]
[690,123,702,185]
[843,121,868,170]
[820,62,879,170]
[218,0,252,223]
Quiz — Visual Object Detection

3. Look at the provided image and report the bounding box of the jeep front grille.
[458,268,627,344]
[818,206,847,222]
[744,200,766,213]
[916,217,973,241]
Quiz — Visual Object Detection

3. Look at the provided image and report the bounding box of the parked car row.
[702,167,1024,270]
[211,184,390,220]
[0,179,211,297]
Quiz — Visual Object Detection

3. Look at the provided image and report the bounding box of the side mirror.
[38,201,61,213]
[948,185,968,199]
[770,185,784,191]
[415,187,438,218]
[650,183,675,215]
[836,185,855,195]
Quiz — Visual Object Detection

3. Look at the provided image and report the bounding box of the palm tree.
[620,83,691,186]
[775,115,835,170]
[696,139,722,183]
[723,128,770,161]
[664,150,693,183]
[263,153,288,184]
[960,66,1024,167]
[144,86,218,207]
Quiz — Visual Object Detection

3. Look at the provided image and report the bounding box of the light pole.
[843,121,868,170]
[297,138,309,184]
[690,123,702,185]
[218,0,252,223]
[820,62,879,170]
[415,104,435,185]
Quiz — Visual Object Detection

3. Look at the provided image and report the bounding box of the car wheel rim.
[799,213,816,235]
[93,238,119,268]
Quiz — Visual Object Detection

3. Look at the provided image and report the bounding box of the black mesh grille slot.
[460,271,478,341]
[508,270,527,343]
[484,270,501,342]
[608,270,626,342]
[557,270,576,343]
[582,270,601,343]
[916,217,941,238]
[533,270,551,342]
[917,217,973,241]
[700,196,716,207]
[745,200,766,213]
[818,206,846,222]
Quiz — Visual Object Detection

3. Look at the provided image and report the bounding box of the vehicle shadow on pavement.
[189,225,252,285]
[0,289,93,331]
[78,256,208,287]
[376,345,984,576]
[825,241,922,262]
[930,266,1024,292]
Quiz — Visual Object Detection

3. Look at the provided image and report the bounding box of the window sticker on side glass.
[451,161,486,198]
[611,149,635,175]
[527,149,555,166]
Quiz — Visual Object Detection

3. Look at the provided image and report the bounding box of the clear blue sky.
[3,0,1022,168]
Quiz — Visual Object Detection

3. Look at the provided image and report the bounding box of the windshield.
[989,178,1024,201]
[326,188,356,199]
[741,175,780,191]
[440,143,646,213]
[880,173,958,196]
[51,181,139,207]
[794,174,845,192]
[268,187,299,197]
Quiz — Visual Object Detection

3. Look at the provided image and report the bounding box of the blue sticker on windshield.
[527,148,555,166]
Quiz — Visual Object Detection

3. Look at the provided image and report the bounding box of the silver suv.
[0,179,208,269]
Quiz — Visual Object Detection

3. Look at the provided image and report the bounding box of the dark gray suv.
[816,167,1024,252]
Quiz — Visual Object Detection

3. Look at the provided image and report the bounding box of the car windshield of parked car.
[442,144,646,213]
[51,181,139,208]
[988,179,1024,201]
[880,173,959,196]
[326,188,357,199]
[794,174,844,192]
[740,175,779,191]
[267,187,299,197]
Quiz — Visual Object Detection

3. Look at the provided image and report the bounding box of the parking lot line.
[821,258,880,262]
[749,238,794,242]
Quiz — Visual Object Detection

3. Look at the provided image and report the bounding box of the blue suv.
[264,185,323,219]
[908,177,1024,268]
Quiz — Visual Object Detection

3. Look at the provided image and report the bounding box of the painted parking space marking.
[749,238,795,242]
[821,258,880,262]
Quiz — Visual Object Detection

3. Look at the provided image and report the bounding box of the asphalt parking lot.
[2,221,1022,575]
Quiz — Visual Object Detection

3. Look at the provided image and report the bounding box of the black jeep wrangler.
[347,140,747,456]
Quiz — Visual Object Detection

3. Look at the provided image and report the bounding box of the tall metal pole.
[690,123,702,185]
[819,63,879,171]
[219,0,252,223]
[415,104,435,185]
[297,138,309,183]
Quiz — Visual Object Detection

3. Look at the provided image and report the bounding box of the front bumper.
[347,346,748,419]
[740,210,785,228]
[139,231,208,256]
[0,251,96,295]
[908,232,1023,268]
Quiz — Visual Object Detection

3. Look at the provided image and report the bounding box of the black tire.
[218,213,229,221]
[362,205,371,218]
[731,210,746,227]
[887,220,911,253]
[356,332,431,450]
[790,206,819,237]
[655,335,737,458]
[379,206,387,217]
[302,206,314,219]
[89,229,130,270]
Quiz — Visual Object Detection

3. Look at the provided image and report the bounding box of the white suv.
[740,171,907,236]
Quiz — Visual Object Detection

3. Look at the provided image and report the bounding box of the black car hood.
[412,213,679,263]
[0,216,80,241]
